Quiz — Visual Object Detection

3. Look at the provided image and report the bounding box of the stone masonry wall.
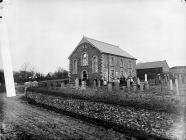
[69,43,102,84]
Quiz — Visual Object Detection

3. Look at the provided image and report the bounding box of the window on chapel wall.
[72,59,77,74]
[111,70,115,80]
[92,56,98,73]
[111,56,114,66]
[129,60,132,68]
[120,59,123,67]
[82,53,88,66]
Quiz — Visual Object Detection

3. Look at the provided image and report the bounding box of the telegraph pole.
[0,0,16,97]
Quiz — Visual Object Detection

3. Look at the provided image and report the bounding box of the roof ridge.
[84,36,119,48]
[137,60,165,64]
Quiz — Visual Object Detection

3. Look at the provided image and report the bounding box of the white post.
[169,79,173,90]
[0,8,16,97]
[145,74,147,82]
[175,79,179,95]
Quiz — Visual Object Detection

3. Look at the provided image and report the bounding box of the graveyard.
[24,73,186,140]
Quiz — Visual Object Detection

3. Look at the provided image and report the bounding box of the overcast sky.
[0,0,185,74]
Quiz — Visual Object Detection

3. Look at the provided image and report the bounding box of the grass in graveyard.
[27,85,183,115]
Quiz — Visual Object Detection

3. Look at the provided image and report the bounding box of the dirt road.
[0,93,127,140]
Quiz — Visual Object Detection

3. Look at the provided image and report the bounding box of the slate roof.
[69,36,136,60]
[136,60,169,69]
[170,66,186,74]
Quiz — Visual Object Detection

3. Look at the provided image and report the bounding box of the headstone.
[145,82,149,90]
[179,74,182,85]
[165,75,168,84]
[145,74,147,82]
[104,80,107,86]
[133,84,137,91]
[122,86,126,91]
[98,80,101,87]
[75,78,79,89]
[137,78,140,85]
[175,79,179,95]
[93,80,97,87]
[61,82,65,88]
[140,83,144,91]
[127,79,130,90]
[80,81,86,90]
[115,80,119,90]
[169,79,173,90]
[108,83,112,92]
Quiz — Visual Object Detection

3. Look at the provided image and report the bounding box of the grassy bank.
[27,87,182,114]
[25,90,179,140]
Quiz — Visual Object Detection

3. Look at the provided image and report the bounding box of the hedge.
[25,91,178,140]
[27,87,182,114]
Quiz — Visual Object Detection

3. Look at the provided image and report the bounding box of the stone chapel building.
[68,36,137,85]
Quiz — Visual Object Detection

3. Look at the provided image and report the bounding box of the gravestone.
[93,80,97,87]
[104,80,107,86]
[61,82,65,88]
[140,83,144,91]
[179,74,182,85]
[137,78,140,85]
[133,83,137,91]
[98,80,101,87]
[144,81,149,90]
[115,80,119,90]
[80,81,86,90]
[127,79,130,90]
[175,79,179,95]
[122,86,126,91]
[169,79,173,90]
[75,78,79,89]
[108,83,112,92]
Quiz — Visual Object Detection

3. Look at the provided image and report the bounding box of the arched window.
[73,59,77,74]
[92,56,98,73]
[82,53,88,66]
